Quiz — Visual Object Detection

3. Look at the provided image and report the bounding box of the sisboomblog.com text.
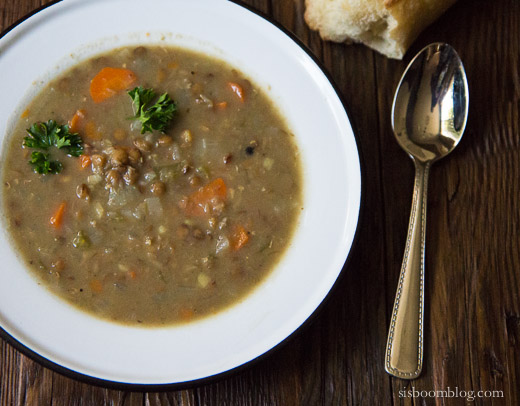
[399,387,504,402]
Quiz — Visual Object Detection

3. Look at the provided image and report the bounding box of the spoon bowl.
[392,43,468,162]
[385,43,468,379]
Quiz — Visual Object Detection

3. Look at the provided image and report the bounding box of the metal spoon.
[385,43,469,379]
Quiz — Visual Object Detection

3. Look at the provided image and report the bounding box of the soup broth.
[2,45,302,326]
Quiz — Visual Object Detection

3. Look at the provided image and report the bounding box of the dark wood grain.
[1,0,519,405]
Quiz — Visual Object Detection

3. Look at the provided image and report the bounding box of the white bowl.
[0,0,361,387]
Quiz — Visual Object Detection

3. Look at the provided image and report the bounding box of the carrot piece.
[20,109,30,118]
[214,101,228,110]
[179,308,195,321]
[50,202,66,228]
[79,155,91,169]
[156,69,166,83]
[128,270,137,280]
[113,128,127,141]
[228,82,245,102]
[68,109,86,133]
[84,121,102,140]
[230,225,250,251]
[89,279,103,293]
[89,67,137,103]
[181,178,227,217]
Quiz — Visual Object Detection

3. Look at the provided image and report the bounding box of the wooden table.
[1,0,519,404]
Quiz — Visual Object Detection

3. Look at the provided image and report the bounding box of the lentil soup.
[1,45,302,326]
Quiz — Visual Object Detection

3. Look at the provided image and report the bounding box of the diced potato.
[181,129,192,144]
[144,171,157,182]
[263,157,274,170]
[197,273,211,288]
[94,202,104,219]
[215,235,230,254]
[87,174,103,186]
[144,197,163,217]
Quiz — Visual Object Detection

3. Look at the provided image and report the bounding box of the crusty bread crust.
[304,0,457,59]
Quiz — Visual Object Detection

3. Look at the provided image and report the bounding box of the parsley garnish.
[29,151,63,174]
[23,120,83,174]
[128,87,176,134]
[24,120,83,156]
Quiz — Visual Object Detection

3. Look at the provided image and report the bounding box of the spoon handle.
[385,159,430,379]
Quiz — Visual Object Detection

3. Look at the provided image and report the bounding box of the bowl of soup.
[0,0,361,387]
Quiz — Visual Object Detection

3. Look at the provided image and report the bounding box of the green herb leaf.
[23,120,84,157]
[128,87,177,134]
[61,131,84,157]
[23,120,83,175]
[29,151,63,174]
[128,87,156,117]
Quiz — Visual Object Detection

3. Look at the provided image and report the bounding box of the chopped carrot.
[68,109,86,133]
[128,270,137,280]
[113,128,127,141]
[179,308,195,321]
[20,109,29,118]
[79,155,91,169]
[156,69,166,83]
[50,202,66,228]
[228,82,245,102]
[89,279,103,293]
[180,178,227,217]
[89,67,137,103]
[84,121,102,140]
[214,101,228,110]
[230,225,250,251]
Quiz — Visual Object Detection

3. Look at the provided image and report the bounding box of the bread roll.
[304,0,457,59]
